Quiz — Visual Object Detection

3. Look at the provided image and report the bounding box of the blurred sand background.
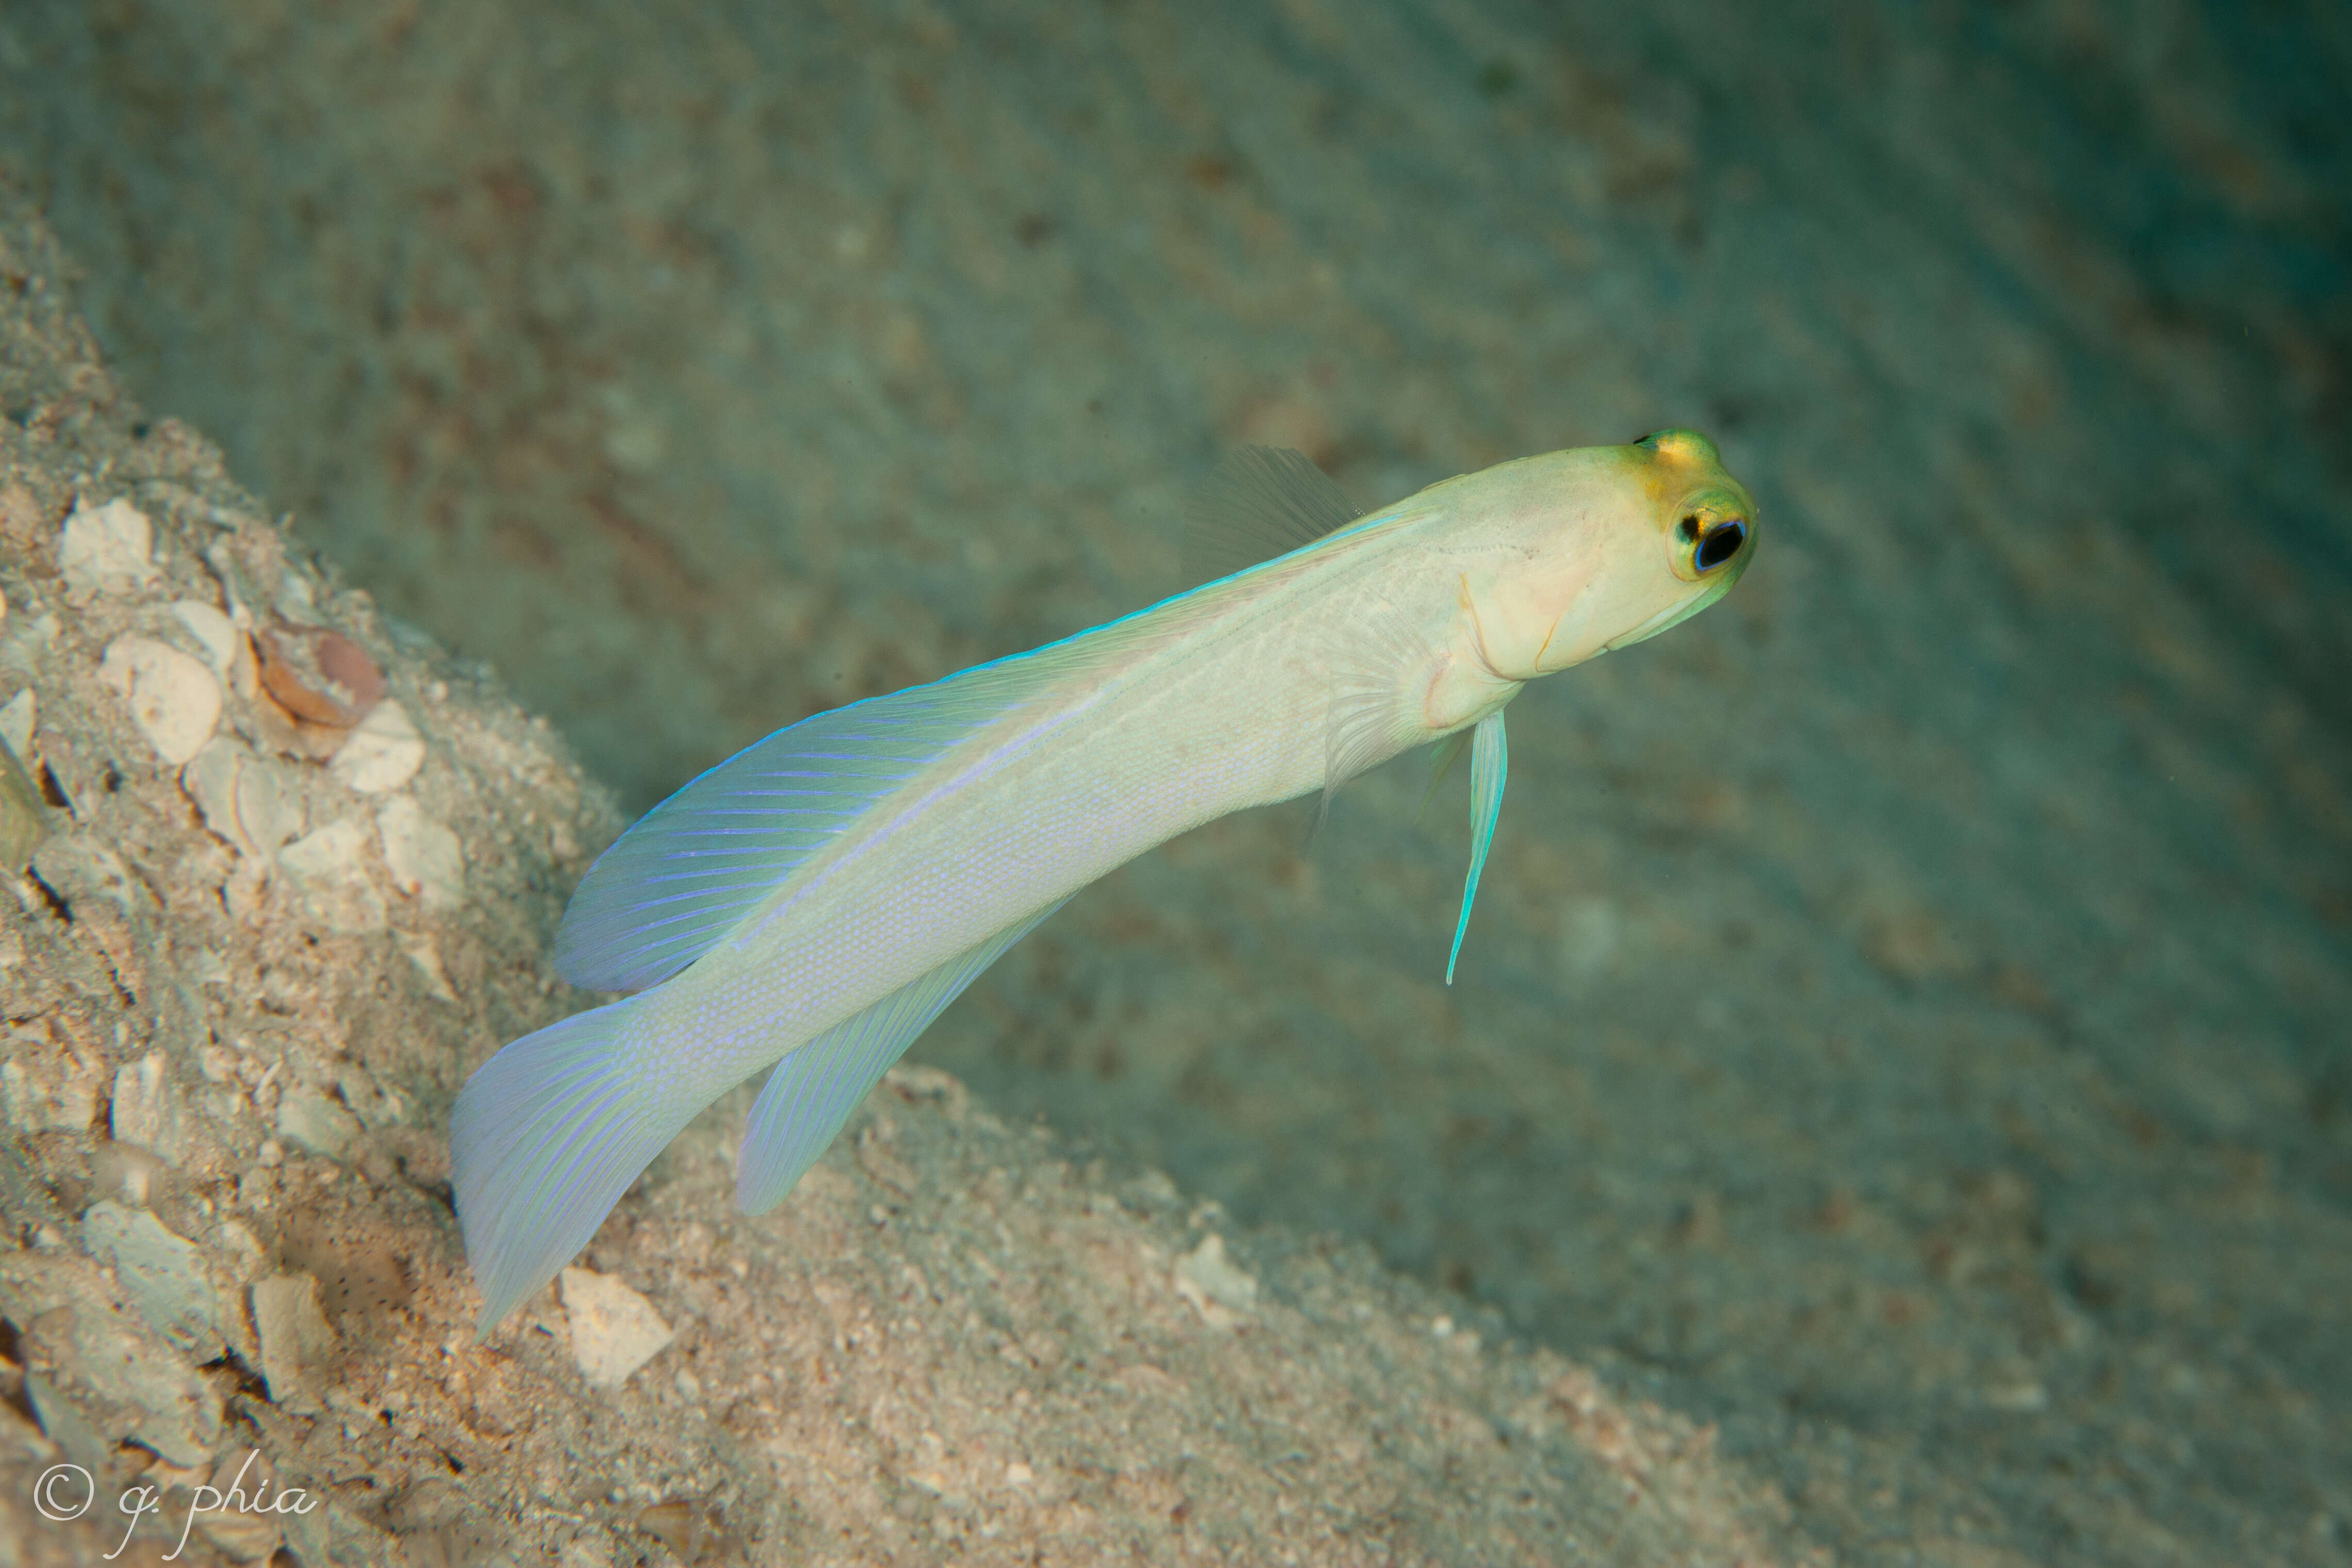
[3,0,2347,1561]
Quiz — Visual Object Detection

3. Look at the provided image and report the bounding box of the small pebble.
[277,1087,360,1160]
[561,1266,677,1389]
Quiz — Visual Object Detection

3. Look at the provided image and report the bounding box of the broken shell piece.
[18,1277,224,1466]
[251,1273,341,1409]
[561,1266,676,1389]
[277,817,388,934]
[91,1142,167,1207]
[277,1086,359,1159]
[0,687,34,757]
[377,795,465,910]
[0,1030,100,1131]
[397,932,459,1003]
[182,739,304,857]
[330,700,424,794]
[109,1051,191,1166]
[170,599,241,680]
[256,623,384,729]
[1172,1234,1258,1328]
[82,1201,219,1356]
[0,733,50,870]
[58,498,160,594]
[100,635,221,765]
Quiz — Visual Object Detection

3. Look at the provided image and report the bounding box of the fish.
[449,429,1758,1331]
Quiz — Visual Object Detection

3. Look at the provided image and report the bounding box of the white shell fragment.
[0,1035,98,1132]
[560,1266,676,1389]
[398,932,460,1003]
[109,1050,190,1165]
[1172,1234,1258,1328]
[10,1262,223,1467]
[170,598,242,680]
[0,687,32,758]
[183,739,304,858]
[59,498,161,594]
[377,795,465,911]
[81,1200,218,1356]
[276,1087,360,1159]
[100,635,221,765]
[330,698,424,793]
[251,1273,341,1409]
[276,817,387,934]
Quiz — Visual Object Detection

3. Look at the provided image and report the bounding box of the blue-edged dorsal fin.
[1445,709,1508,985]
[1182,445,1363,588]
[736,898,1067,1214]
[562,448,1364,996]
[554,669,1052,993]
[555,559,1254,995]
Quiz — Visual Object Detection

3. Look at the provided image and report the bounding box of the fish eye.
[1692,517,1746,574]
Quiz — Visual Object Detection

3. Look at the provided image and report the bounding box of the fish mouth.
[1602,557,1749,652]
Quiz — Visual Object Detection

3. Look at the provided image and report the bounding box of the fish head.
[1463,428,1758,681]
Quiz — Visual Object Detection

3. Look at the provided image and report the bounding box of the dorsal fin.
[1182,446,1362,587]
[555,565,1260,995]
[551,670,1045,993]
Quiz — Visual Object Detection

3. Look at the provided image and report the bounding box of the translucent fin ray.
[1317,591,1456,838]
[735,900,1067,1214]
[553,669,1064,992]
[1445,710,1508,985]
[449,998,697,1334]
[558,532,1327,996]
[1183,446,1362,588]
[1417,729,1473,825]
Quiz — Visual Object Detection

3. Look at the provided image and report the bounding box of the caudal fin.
[448,999,699,1335]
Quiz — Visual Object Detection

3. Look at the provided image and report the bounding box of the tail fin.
[448,998,700,1335]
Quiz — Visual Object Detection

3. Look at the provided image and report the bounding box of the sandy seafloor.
[2,0,2348,1562]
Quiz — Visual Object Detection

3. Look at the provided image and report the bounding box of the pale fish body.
[450,430,1757,1330]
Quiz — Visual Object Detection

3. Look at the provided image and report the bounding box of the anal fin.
[735,899,1070,1214]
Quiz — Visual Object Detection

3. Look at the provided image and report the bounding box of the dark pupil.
[1695,520,1745,573]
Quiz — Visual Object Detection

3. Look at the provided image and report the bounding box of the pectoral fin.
[1445,710,1507,985]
